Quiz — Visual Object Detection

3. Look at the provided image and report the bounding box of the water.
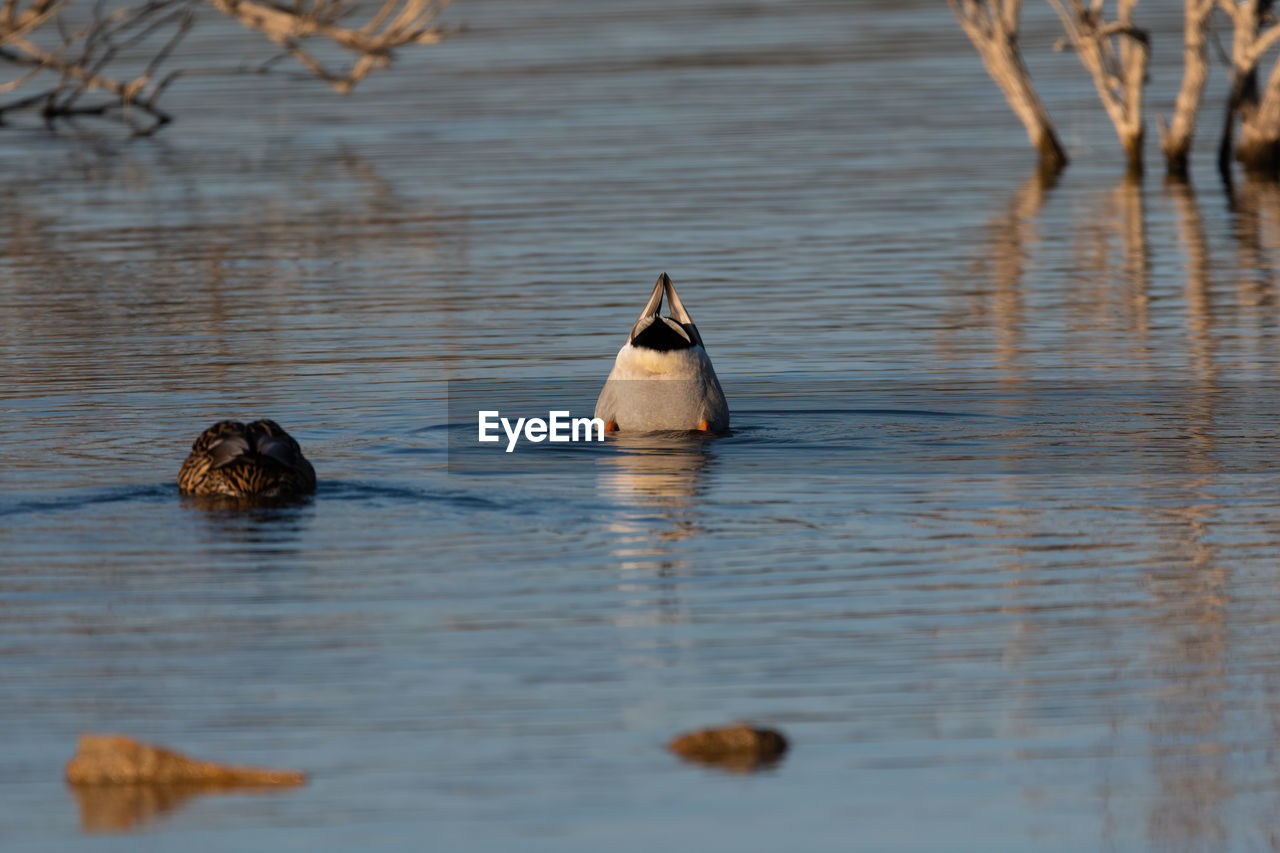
[5,0,1280,849]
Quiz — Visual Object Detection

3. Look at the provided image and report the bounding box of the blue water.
[5,0,1280,850]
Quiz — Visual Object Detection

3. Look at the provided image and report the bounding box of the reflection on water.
[71,782,206,834]
[1230,179,1280,316]
[8,1,1280,850]
[1143,478,1231,850]
[596,434,714,515]
[597,435,716,631]
[962,172,1048,374]
[70,781,300,834]
[180,495,317,542]
[934,168,1280,850]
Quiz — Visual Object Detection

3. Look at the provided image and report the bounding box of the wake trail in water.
[0,484,173,518]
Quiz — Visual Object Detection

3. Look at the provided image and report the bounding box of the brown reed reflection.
[1166,179,1220,474]
[1064,175,1153,358]
[1107,175,1228,845]
[1168,179,1214,381]
[1142,492,1230,850]
[1228,179,1280,318]
[948,172,1280,849]
[0,146,463,409]
[946,171,1167,371]
[986,173,1043,373]
[941,172,1049,374]
[1115,175,1151,345]
[946,172,1250,469]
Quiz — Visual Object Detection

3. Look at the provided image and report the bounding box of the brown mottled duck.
[178,419,316,498]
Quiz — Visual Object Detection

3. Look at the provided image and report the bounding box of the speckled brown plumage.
[178,419,316,498]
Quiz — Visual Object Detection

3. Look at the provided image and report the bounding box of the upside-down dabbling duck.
[594,273,729,433]
[178,419,316,498]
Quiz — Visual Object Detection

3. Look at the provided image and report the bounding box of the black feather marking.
[631,317,696,352]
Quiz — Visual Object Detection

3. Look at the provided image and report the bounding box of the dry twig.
[0,0,454,132]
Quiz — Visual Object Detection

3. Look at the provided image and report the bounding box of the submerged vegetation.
[0,0,453,133]
[950,0,1280,182]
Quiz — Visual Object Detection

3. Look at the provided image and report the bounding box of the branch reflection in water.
[0,145,466,505]
[15,114,1280,846]
[942,169,1280,849]
[179,494,316,558]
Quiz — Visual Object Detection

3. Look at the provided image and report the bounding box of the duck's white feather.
[594,274,729,432]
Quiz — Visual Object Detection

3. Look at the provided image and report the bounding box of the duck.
[595,273,729,433]
[178,419,316,498]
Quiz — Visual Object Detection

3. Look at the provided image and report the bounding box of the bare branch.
[1,0,65,47]
[1214,0,1280,175]
[1160,0,1216,176]
[1000,0,1020,36]
[201,0,451,92]
[360,0,396,34]
[0,0,454,132]
[1049,0,1149,172]
[1217,0,1260,28]
[0,57,37,90]
[949,0,1067,173]
[1245,20,1280,65]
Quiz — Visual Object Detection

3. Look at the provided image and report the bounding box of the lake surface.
[5,0,1280,849]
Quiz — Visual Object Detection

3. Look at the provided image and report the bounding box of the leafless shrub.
[0,0,453,134]
[951,0,1280,180]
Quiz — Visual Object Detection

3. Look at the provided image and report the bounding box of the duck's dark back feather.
[178,420,316,498]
